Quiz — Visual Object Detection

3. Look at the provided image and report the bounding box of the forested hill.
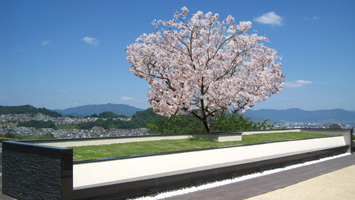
[0,105,62,117]
[243,108,355,123]
[54,103,144,117]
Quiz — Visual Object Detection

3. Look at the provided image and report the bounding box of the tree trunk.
[201,118,211,134]
[191,110,211,134]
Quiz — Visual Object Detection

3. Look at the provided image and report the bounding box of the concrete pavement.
[247,164,355,200]
[165,153,355,200]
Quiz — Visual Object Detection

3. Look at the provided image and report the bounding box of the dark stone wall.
[2,141,73,200]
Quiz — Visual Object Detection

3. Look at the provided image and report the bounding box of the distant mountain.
[54,103,144,117]
[243,108,355,123]
[0,105,62,117]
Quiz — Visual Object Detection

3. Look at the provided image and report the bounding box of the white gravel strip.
[130,153,351,200]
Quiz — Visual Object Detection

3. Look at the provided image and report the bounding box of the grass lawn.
[71,132,329,162]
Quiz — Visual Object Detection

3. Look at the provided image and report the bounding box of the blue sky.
[1,0,354,111]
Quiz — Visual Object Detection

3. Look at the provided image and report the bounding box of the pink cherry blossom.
[126,7,285,133]
[226,15,235,24]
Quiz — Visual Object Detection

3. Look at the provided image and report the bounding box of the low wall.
[73,146,348,200]
[241,129,301,135]
[2,141,73,200]
[2,128,353,200]
[193,132,242,142]
[300,128,353,152]
[73,136,346,189]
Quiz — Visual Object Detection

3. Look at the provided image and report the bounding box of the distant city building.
[0,114,131,125]
[0,113,146,139]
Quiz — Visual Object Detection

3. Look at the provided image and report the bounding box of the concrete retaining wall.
[73,146,348,200]
[241,129,301,135]
[73,136,346,189]
[1,128,352,200]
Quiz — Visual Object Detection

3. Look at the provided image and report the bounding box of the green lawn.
[71,132,329,162]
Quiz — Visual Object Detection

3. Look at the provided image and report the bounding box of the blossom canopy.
[126,7,285,132]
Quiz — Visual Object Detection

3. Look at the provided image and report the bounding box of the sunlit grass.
[71,132,329,162]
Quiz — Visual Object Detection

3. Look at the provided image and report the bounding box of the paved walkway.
[1,153,355,200]
[248,164,355,200]
[165,153,355,200]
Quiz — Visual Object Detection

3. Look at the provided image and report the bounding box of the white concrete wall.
[241,129,301,135]
[73,136,346,189]
[193,133,242,142]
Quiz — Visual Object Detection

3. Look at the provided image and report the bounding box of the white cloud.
[121,96,133,100]
[82,37,99,45]
[284,80,313,88]
[254,12,284,26]
[312,15,320,20]
[42,40,51,46]
[304,15,321,21]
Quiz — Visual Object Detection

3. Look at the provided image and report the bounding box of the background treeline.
[87,111,128,119]
[75,110,273,133]
[0,105,62,117]
[76,110,161,129]
[18,120,56,129]
[147,112,274,134]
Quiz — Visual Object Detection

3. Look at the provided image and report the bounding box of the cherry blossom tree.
[126,7,285,133]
